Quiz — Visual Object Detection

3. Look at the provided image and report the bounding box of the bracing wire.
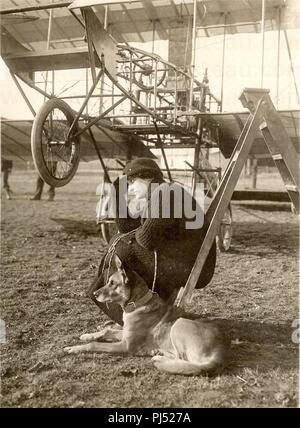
[55,80,81,97]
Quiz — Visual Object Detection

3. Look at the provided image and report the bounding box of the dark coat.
[90,180,216,306]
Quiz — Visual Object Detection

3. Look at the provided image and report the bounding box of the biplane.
[1,0,299,261]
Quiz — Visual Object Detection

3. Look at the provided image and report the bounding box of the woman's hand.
[128,196,147,218]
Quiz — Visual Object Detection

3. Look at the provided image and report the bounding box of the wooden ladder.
[174,88,299,307]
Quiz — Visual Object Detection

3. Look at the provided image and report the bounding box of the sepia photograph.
[0,0,299,411]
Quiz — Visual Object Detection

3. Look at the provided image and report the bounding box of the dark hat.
[123,158,163,180]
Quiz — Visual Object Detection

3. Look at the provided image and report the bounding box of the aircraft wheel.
[217,204,233,252]
[31,98,80,187]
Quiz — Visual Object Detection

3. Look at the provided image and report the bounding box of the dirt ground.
[0,170,299,408]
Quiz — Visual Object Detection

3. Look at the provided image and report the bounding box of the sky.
[0,28,299,120]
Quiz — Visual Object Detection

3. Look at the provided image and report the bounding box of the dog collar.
[124,290,155,313]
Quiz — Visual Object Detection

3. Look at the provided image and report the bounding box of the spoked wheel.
[96,181,118,244]
[217,204,233,252]
[31,98,80,187]
[133,54,166,91]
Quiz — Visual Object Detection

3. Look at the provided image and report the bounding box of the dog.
[64,255,229,375]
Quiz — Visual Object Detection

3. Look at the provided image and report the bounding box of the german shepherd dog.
[64,255,229,375]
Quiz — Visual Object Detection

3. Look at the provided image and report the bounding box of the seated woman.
[88,157,216,325]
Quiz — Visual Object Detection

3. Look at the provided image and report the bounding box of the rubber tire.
[100,222,118,244]
[31,97,80,187]
[217,204,233,252]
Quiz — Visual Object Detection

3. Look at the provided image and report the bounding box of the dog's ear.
[114,255,130,286]
[114,254,123,271]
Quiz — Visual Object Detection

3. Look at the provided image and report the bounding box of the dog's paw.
[80,333,95,342]
[151,355,165,362]
[64,345,83,354]
[151,355,167,370]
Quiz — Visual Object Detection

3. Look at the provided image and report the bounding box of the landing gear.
[31,98,80,187]
[217,205,233,252]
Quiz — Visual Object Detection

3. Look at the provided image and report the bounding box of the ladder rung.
[232,150,240,162]
[272,154,283,161]
[286,184,298,192]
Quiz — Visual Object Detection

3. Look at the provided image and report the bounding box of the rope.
[152,250,157,292]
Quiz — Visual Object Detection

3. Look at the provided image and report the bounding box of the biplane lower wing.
[0,119,155,162]
[205,109,300,158]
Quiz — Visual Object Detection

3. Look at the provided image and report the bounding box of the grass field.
[1,170,299,408]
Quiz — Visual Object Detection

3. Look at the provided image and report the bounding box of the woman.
[89,157,216,324]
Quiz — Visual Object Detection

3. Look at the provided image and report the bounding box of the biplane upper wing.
[1,0,299,49]
[204,109,300,158]
[0,119,155,162]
